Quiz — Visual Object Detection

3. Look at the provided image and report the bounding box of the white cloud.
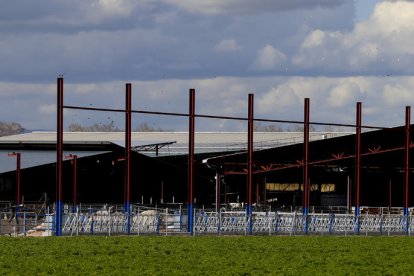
[327,81,363,107]
[214,39,241,52]
[38,104,56,114]
[383,84,414,107]
[163,0,346,15]
[2,75,414,131]
[301,30,326,48]
[252,45,287,71]
[257,85,301,114]
[293,1,414,75]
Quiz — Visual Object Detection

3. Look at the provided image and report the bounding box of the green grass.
[1,236,414,275]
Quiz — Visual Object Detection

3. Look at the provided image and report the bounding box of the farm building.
[0,131,354,209]
[1,127,412,212]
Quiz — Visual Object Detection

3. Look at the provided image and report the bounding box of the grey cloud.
[163,0,347,15]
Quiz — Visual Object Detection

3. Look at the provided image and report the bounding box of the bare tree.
[253,122,283,132]
[0,122,24,137]
[134,123,171,132]
[68,122,170,132]
[68,122,121,132]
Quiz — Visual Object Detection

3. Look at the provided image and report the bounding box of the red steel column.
[263,176,267,209]
[247,93,254,234]
[188,89,195,234]
[404,106,410,217]
[16,152,21,205]
[216,171,221,213]
[388,178,392,211]
[56,77,64,236]
[303,98,310,216]
[72,155,78,212]
[355,102,362,218]
[125,83,132,234]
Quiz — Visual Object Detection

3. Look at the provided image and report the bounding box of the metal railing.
[2,205,414,237]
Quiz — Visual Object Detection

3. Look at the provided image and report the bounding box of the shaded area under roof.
[0,150,109,174]
[204,125,410,174]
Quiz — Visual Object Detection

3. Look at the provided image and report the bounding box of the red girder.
[222,144,414,175]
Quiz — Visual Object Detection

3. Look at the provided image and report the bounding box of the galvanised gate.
[2,206,413,236]
[60,208,413,236]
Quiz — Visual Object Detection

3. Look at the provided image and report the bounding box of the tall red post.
[388,178,392,211]
[355,102,362,220]
[303,98,310,219]
[216,171,221,213]
[188,89,195,234]
[56,77,64,236]
[125,83,132,234]
[72,155,78,212]
[404,106,410,217]
[16,153,21,205]
[8,152,21,205]
[247,93,254,235]
[263,176,267,209]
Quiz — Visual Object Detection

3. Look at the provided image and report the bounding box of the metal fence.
[194,210,412,236]
[2,205,414,236]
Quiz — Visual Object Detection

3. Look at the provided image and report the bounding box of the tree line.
[0,121,341,136]
[0,122,24,137]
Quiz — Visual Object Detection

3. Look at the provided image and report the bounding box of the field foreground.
[1,236,414,275]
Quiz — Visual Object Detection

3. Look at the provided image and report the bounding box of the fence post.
[76,208,79,236]
[108,210,111,237]
[23,212,27,237]
[90,208,94,235]
[137,206,139,236]
[193,208,196,236]
[218,211,221,236]
[165,208,168,236]
[329,213,334,235]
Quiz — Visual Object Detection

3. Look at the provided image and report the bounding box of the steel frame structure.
[55,77,412,236]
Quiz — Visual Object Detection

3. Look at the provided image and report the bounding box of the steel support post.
[263,176,267,209]
[16,153,21,206]
[188,89,195,234]
[56,77,64,236]
[125,83,132,235]
[247,93,254,235]
[354,102,362,234]
[8,152,22,206]
[388,178,392,212]
[215,171,221,213]
[404,106,410,234]
[303,98,310,234]
[69,155,78,212]
[65,154,78,212]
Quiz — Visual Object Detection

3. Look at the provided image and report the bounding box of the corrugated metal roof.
[0,131,353,156]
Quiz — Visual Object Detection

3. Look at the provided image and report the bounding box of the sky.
[1,0,414,132]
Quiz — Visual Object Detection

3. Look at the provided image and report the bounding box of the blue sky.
[1,0,414,131]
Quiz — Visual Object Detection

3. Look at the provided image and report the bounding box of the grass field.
[1,236,414,275]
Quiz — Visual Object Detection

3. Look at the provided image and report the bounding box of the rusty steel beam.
[222,141,414,175]
[247,93,254,235]
[8,152,21,205]
[188,89,195,234]
[303,98,310,222]
[56,77,64,236]
[62,104,386,130]
[65,154,78,212]
[125,83,132,234]
[355,102,362,219]
[405,106,410,217]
